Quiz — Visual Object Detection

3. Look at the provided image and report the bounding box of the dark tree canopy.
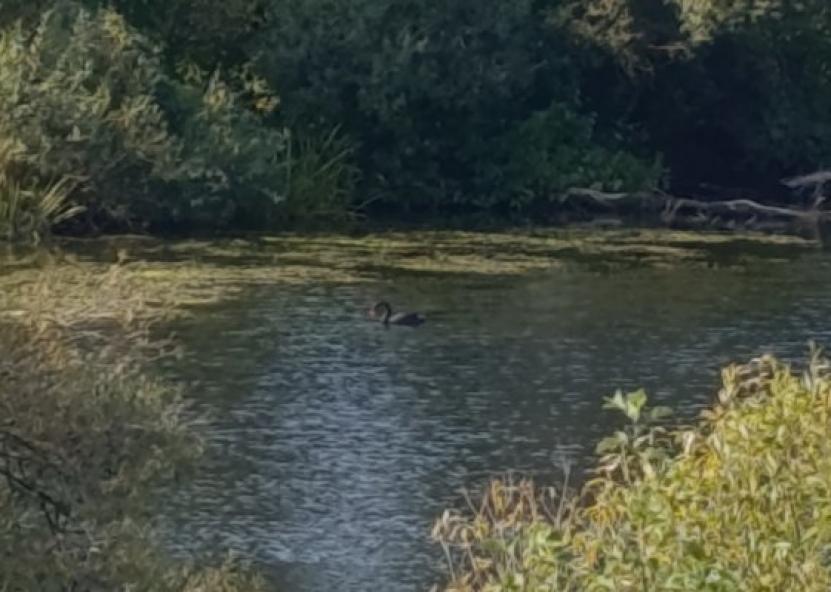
[1,0,829,232]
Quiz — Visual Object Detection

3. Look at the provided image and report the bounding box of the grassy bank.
[0,262,263,590]
[434,351,831,591]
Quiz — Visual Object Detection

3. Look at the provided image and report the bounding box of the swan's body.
[369,301,425,327]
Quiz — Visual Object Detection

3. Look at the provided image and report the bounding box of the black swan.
[368,301,425,327]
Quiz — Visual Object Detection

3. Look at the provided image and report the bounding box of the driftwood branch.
[561,187,662,210]
[562,173,831,244]
[563,186,826,228]
[563,188,630,203]
[780,170,831,208]
[781,170,831,190]
[661,197,819,224]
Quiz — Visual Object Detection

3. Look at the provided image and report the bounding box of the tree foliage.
[257,0,659,210]
[0,1,354,235]
[1,0,830,231]
[563,0,831,190]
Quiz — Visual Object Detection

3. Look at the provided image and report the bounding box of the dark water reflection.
[160,254,831,591]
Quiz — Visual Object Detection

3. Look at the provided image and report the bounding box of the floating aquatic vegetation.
[0,229,816,325]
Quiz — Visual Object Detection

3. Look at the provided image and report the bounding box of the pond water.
[154,237,831,591]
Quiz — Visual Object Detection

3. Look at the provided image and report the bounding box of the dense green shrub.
[100,0,265,68]
[256,0,658,211]
[166,70,289,229]
[169,69,359,229]
[0,6,195,228]
[435,351,831,591]
[0,0,54,27]
[562,0,831,189]
[475,102,662,209]
[0,3,357,235]
[685,4,831,182]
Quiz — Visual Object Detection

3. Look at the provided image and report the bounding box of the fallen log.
[560,188,666,213]
[660,196,820,224]
[781,170,831,190]
[562,188,630,204]
[563,187,823,221]
[562,186,830,244]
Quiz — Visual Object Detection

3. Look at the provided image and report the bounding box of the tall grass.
[0,175,83,242]
[434,350,831,591]
[0,262,262,590]
[0,137,83,242]
[280,125,361,225]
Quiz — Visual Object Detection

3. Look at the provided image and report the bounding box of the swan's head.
[368,301,392,319]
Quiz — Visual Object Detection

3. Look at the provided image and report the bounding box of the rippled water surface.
[155,241,831,591]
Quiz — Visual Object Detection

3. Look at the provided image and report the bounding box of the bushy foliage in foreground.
[435,351,831,591]
[0,263,263,591]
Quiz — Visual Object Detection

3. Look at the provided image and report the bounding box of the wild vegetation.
[2,0,830,584]
[433,349,831,591]
[0,261,263,591]
[0,0,829,237]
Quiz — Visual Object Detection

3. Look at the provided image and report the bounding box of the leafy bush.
[562,0,831,189]
[0,264,263,591]
[700,6,831,179]
[475,102,663,209]
[100,0,265,68]
[0,5,194,228]
[167,70,289,229]
[0,0,55,27]
[435,350,831,591]
[169,68,359,229]
[259,0,631,210]
[0,3,357,233]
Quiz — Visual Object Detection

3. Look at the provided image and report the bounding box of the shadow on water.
[146,239,831,591]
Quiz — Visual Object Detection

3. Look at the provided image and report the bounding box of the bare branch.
[781,170,831,190]
[665,197,817,221]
